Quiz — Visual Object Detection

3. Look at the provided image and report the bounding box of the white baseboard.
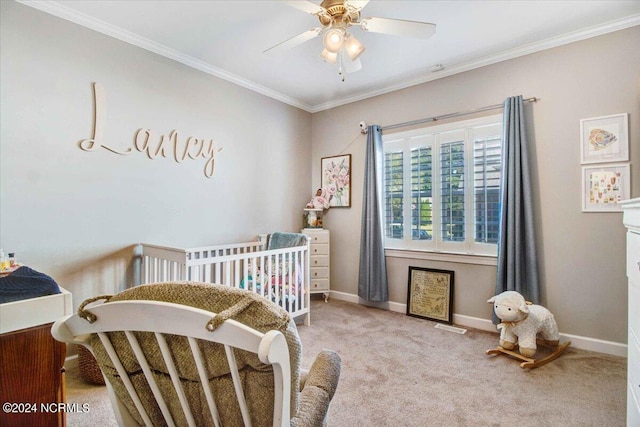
[327,291,627,357]
[557,333,627,357]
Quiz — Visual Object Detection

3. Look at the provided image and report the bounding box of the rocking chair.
[52,282,341,426]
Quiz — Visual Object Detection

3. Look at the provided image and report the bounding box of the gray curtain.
[358,125,389,302]
[495,95,539,306]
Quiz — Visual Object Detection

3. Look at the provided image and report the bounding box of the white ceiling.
[21,0,640,112]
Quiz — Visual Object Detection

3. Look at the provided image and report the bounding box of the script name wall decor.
[79,83,223,178]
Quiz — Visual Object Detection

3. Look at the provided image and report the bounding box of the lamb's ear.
[519,302,530,313]
[487,296,496,303]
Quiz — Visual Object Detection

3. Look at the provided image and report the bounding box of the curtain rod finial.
[359,121,368,134]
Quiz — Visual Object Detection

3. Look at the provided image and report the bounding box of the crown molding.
[17,0,316,112]
[17,1,640,114]
[309,13,640,112]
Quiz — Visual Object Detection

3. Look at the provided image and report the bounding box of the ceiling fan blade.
[263,28,322,55]
[346,0,370,11]
[360,17,436,39]
[282,0,326,15]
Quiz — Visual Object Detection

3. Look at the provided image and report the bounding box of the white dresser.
[622,198,640,427]
[302,229,330,302]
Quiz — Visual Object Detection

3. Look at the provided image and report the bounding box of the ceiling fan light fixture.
[272,0,438,81]
[344,33,365,60]
[339,48,362,73]
[323,28,345,53]
[320,48,338,64]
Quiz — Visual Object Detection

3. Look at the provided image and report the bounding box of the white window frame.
[383,114,502,257]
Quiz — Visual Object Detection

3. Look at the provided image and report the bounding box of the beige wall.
[312,26,640,344]
[0,2,312,307]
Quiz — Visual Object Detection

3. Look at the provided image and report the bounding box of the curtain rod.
[381,97,538,132]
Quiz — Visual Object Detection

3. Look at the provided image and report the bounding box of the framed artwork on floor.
[406,267,454,324]
[321,154,351,207]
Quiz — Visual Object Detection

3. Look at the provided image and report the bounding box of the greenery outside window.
[383,115,502,256]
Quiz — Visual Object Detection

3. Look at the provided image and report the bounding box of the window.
[383,115,502,256]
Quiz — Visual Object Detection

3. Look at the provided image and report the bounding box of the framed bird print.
[580,113,628,164]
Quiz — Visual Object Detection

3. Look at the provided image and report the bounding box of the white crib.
[135,234,311,325]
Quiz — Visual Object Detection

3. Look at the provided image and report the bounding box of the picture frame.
[580,113,629,164]
[406,267,454,324]
[321,154,351,207]
[581,163,630,212]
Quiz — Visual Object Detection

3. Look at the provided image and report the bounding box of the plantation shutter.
[384,151,404,239]
[410,147,433,240]
[473,134,502,244]
[440,141,465,242]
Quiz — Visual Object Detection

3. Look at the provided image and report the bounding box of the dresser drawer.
[311,267,329,279]
[308,232,329,244]
[311,279,330,292]
[310,244,329,256]
[310,255,329,267]
[628,231,640,284]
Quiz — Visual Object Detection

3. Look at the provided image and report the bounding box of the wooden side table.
[0,323,66,427]
[0,277,72,427]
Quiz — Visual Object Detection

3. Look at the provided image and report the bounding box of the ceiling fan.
[264,0,436,80]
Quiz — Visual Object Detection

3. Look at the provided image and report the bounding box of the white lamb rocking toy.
[485,290,570,369]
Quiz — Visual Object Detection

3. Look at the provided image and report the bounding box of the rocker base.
[486,339,571,369]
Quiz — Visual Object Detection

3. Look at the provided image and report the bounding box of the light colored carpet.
[65,298,627,426]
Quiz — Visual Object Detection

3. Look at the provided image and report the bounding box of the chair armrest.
[291,350,341,427]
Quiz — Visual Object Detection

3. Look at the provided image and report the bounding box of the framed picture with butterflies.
[580,113,629,164]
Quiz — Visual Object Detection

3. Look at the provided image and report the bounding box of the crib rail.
[139,244,190,283]
[139,242,265,283]
[137,239,311,324]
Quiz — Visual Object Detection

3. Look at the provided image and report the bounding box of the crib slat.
[259,255,265,298]
[275,253,282,304]
[288,252,293,311]
[204,263,211,283]
[267,255,273,301]
[214,262,221,284]
[224,260,231,285]
[234,258,240,288]
[288,252,294,311]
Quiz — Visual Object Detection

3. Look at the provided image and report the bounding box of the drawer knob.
[314,249,317,253]
[314,272,317,276]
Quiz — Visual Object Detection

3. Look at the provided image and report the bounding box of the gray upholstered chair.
[52,282,341,426]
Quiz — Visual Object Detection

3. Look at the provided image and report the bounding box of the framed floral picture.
[321,154,351,207]
[581,163,630,212]
[580,113,629,164]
